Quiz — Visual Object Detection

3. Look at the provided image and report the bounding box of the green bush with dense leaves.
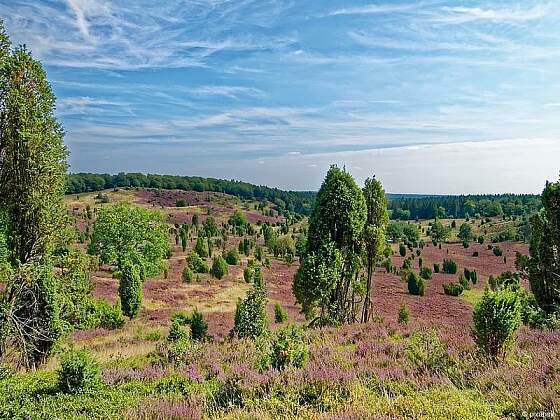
[186,251,209,273]
[398,304,409,324]
[433,263,440,273]
[182,265,194,283]
[420,267,432,280]
[232,284,268,339]
[189,309,208,341]
[443,283,464,296]
[472,289,521,362]
[407,272,425,296]
[274,303,288,323]
[210,255,228,279]
[57,348,100,394]
[442,259,457,274]
[225,249,240,265]
[269,324,308,370]
[399,243,406,257]
[118,260,142,318]
[493,246,503,256]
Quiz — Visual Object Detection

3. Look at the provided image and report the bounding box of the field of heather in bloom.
[1,187,557,420]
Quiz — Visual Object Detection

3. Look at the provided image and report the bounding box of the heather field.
[2,187,558,420]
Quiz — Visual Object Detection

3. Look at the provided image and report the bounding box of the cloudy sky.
[2,0,559,193]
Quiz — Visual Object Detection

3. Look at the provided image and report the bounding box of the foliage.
[442,259,457,274]
[228,210,248,228]
[420,267,432,280]
[268,325,308,370]
[433,263,440,273]
[210,255,228,279]
[361,176,389,322]
[274,303,288,323]
[232,284,268,339]
[194,236,209,258]
[89,202,169,278]
[186,251,208,273]
[399,243,406,257]
[296,166,367,325]
[189,309,208,341]
[442,282,464,296]
[118,259,142,318]
[181,266,193,283]
[398,304,409,324]
[405,330,453,374]
[458,223,474,243]
[407,272,425,296]
[430,221,451,243]
[493,246,503,257]
[57,348,100,394]
[224,249,240,265]
[293,241,341,322]
[526,179,560,314]
[472,289,521,363]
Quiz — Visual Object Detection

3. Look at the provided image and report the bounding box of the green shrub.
[402,258,412,270]
[189,309,208,341]
[459,275,470,290]
[443,283,464,296]
[181,266,193,283]
[398,304,409,324]
[433,263,440,273]
[225,249,240,265]
[442,259,457,274]
[470,270,478,284]
[420,267,432,280]
[478,236,484,244]
[464,268,471,281]
[57,348,100,394]
[493,246,503,256]
[167,318,189,342]
[194,236,208,258]
[118,260,142,318]
[399,243,406,257]
[243,267,253,283]
[472,289,521,362]
[274,303,288,323]
[93,299,125,329]
[186,251,208,273]
[269,325,308,370]
[405,330,453,374]
[232,285,268,339]
[175,199,187,207]
[407,272,425,296]
[211,255,228,279]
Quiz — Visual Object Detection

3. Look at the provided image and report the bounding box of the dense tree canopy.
[89,202,169,278]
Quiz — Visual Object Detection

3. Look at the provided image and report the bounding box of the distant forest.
[66,172,541,219]
[66,172,316,215]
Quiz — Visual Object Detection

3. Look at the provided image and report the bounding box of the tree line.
[66,172,315,216]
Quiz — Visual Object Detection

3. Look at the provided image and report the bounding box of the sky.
[2,0,560,193]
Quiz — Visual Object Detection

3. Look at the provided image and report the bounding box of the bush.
[433,263,440,273]
[269,325,308,370]
[464,268,471,281]
[420,267,432,280]
[186,251,208,273]
[459,275,470,290]
[118,260,142,318]
[470,269,478,285]
[57,348,100,394]
[443,283,464,296]
[472,289,521,362]
[225,249,240,265]
[478,236,484,244]
[175,199,187,207]
[274,303,288,323]
[442,259,457,274]
[402,258,411,270]
[407,272,425,296]
[472,251,479,257]
[405,330,453,374]
[398,304,409,324]
[189,309,208,341]
[92,299,125,329]
[231,285,268,339]
[493,246,503,256]
[399,243,406,257]
[243,267,253,283]
[211,255,228,279]
[181,266,193,283]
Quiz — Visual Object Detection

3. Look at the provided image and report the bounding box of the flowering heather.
[102,366,170,385]
[126,396,203,420]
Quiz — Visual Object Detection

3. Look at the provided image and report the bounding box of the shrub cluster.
[57,348,100,394]
[442,259,457,274]
[186,252,209,273]
[442,283,464,296]
[407,272,425,296]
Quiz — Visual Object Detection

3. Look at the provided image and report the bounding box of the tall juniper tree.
[0,23,67,368]
[293,166,366,325]
[361,177,388,323]
[527,179,560,314]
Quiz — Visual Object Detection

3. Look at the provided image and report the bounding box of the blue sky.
[2,0,560,193]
